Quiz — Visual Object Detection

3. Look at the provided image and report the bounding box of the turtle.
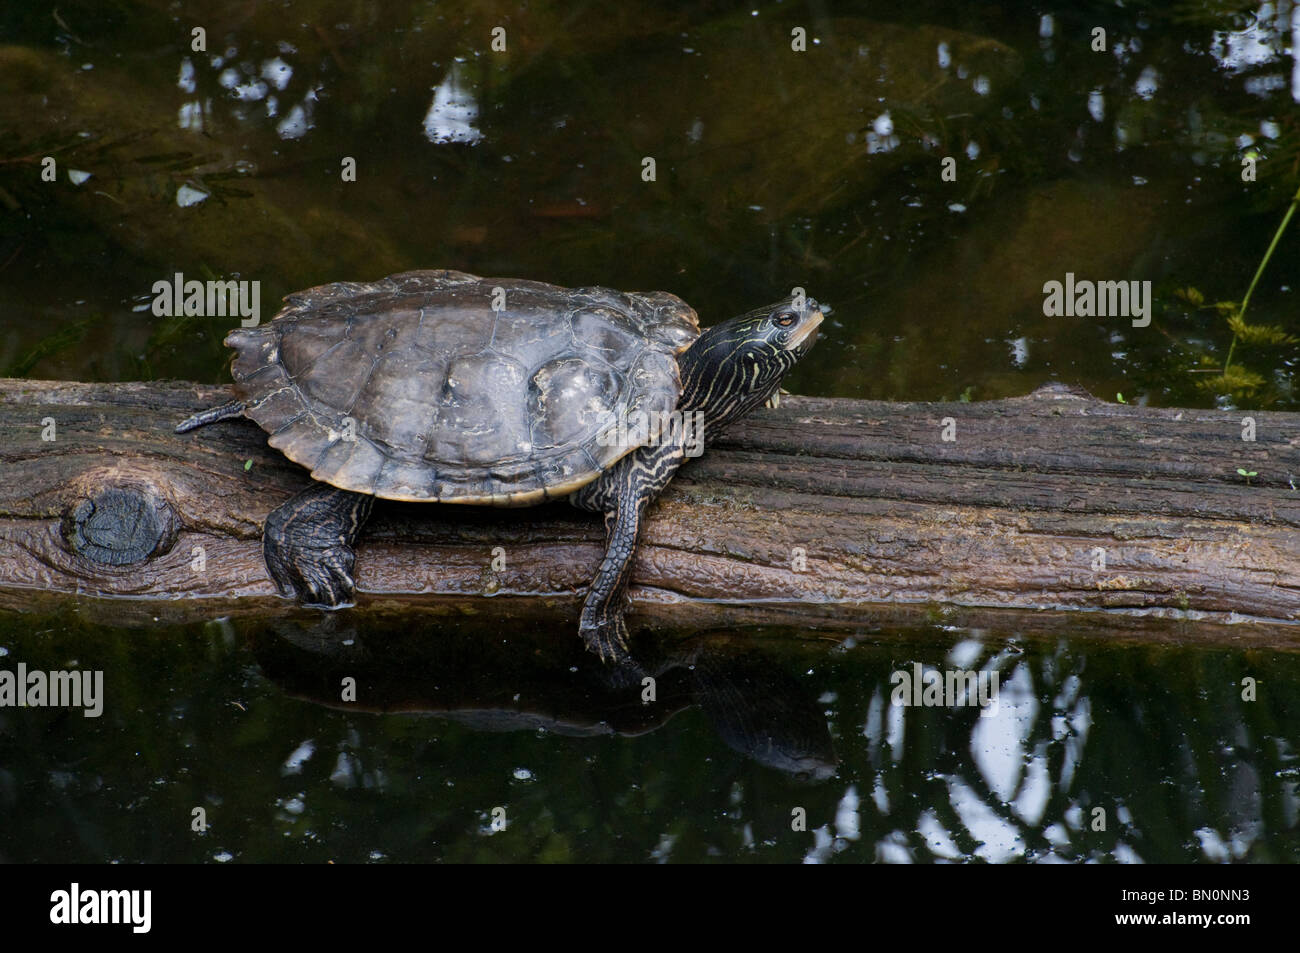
[177,269,823,664]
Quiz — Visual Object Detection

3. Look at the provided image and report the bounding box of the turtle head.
[680,294,824,428]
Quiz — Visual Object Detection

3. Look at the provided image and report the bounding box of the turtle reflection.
[249,614,836,781]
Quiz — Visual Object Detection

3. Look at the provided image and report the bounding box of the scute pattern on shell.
[225,270,700,503]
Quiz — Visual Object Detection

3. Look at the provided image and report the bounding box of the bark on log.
[1,378,1298,640]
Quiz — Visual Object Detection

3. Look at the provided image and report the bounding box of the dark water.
[1,1,1299,862]
[4,608,1298,863]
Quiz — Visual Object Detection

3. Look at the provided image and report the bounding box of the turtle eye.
[775,311,797,327]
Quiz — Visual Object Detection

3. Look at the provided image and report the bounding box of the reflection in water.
[0,606,1296,862]
[1211,4,1292,75]
[249,617,838,781]
[276,89,317,140]
[423,64,483,145]
[850,632,1297,863]
[175,183,209,207]
[176,55,207,131]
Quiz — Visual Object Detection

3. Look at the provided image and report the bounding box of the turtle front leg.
[263,484,374,608]
[573,442,685,663]
[578,498,645,662]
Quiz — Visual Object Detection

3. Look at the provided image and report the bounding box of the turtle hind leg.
[176,399,246,434]
[263,484,374,608]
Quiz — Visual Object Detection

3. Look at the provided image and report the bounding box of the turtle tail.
[175,399,246,434]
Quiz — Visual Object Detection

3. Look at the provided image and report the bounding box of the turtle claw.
[579,612,632,665]
[301,561,358,609]
[265,532,358,609]
[262,485,372,609]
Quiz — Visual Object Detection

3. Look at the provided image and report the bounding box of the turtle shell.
[225,270,700,504]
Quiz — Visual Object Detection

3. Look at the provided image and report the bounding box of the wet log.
[1,378,1298,639]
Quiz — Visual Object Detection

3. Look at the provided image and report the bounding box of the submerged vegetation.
[1169,181,1300,405]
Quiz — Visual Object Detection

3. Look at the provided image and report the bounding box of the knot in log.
[59,472,180,567]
